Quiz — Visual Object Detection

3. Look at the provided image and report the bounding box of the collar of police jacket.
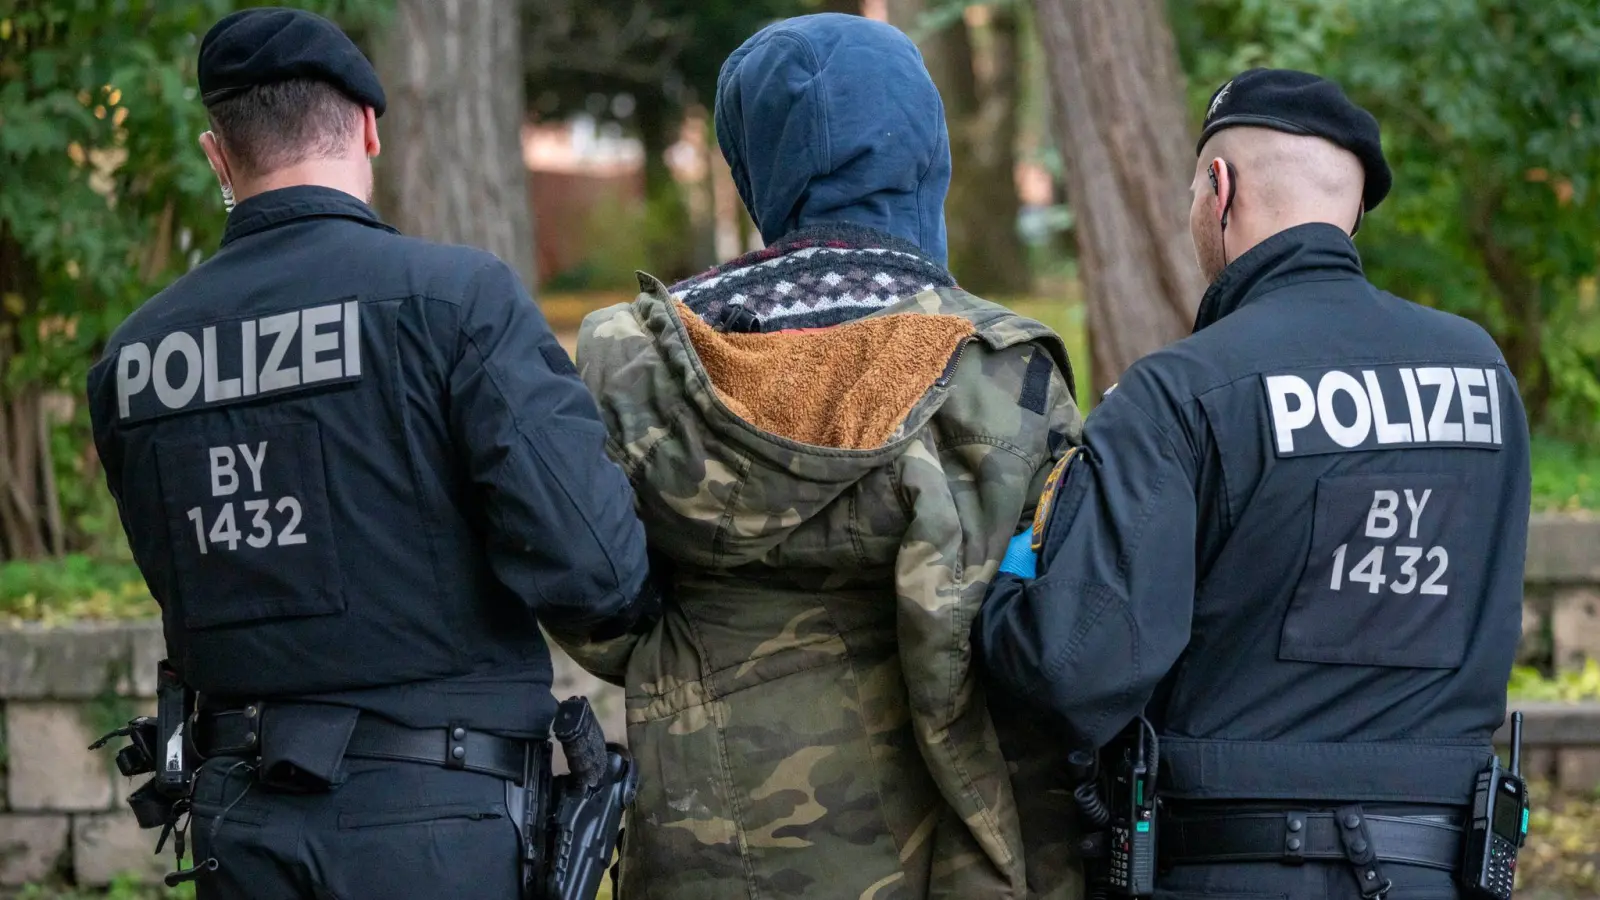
[221,184,398,248]
[1194,221,1365,333]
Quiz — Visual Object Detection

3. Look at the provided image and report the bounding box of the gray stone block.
[0,813,69,886]
[72,812,168,886]
[1526,513,1600,585]
[0,702,7,811]
[129,624,165,698]
[5,702,112,811]
[0,622,160,700]
[1518,592,1550,667]
[1550,586,1600,671]
[1556,748,1600,796]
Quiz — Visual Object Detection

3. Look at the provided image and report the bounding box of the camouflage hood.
[568,276,1083,900]
[579,274,1072,568]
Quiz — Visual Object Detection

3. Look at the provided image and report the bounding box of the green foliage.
[14,875,194,900]
[1520,781,1600,896]
[1173,0,1600,437]
[1530,436,1600,512]
[1508,660,1600,704]
[0,554,152,624]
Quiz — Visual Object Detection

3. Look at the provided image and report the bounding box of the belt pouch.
[258,703,360,792]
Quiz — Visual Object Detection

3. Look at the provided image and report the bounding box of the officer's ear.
[1208,158,1237,228]
[362,107,381,159]
[199,132,234,192]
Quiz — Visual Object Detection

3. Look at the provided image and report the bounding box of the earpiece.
[1209,159,1238,229]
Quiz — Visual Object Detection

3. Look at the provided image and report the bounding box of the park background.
[1,0,1598,897]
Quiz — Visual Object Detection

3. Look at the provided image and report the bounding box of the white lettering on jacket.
[1264,365,1504,456]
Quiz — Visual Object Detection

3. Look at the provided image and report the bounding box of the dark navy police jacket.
[978,223,1530,805]
[88,186,651,737]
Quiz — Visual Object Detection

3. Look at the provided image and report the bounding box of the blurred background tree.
[1034,0,1203,394]
[376,0,537,287]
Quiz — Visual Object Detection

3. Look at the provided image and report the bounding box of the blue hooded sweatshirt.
[715,14,952,266]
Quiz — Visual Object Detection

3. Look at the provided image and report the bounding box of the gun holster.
[516,696,639,900]
[89,660,196,823]
[87,660,212,884]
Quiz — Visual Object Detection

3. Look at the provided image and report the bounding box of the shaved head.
[1189,127,1367,283]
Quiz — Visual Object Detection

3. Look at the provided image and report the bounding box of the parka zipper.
[935,336,975,387]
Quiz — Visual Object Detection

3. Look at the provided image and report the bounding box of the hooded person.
[550,14,1085,899]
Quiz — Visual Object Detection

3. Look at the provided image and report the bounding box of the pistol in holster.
[519,696,639,900]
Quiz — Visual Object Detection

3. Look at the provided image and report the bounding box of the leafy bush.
[1509,661,1600,704]
[1520,781,1600,897]
[1530,436,1600,513]
[0,553,152,625]
[14,874,192,900]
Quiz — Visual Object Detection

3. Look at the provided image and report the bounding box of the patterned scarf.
[671,223,957,333]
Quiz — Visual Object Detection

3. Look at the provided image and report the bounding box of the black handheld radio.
[1070,717,1159,898]
[1107,719,1158,897]
[1461,711,1528,900]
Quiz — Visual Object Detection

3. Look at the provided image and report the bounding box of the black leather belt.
[196,708,529,783]
[1162,810,1463,872]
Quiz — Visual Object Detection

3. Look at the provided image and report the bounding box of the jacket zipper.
[936,337,974,387]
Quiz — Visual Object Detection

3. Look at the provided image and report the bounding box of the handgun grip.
[552,696,607,793]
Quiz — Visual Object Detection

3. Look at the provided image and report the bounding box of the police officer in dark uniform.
[86,9,656,898]
[977,69,1530,899]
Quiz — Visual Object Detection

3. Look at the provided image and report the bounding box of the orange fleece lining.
[677,301,976,450]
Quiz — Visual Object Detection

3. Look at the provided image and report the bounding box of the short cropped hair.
[206,78,361,176]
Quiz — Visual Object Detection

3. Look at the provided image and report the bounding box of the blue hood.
[715,14,951,265]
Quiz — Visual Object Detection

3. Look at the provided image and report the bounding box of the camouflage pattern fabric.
[553,274,1085,899]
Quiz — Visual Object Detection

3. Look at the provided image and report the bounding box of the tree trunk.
[1032,0,1204,394]
[636,94,698,282]
[933,9,1031,295]
[884,0,920,34]
[0,225,54,560]
[375,0,538,290]
[1467,186,1549,424]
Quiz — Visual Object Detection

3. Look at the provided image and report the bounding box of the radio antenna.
[1509,711,1524,777]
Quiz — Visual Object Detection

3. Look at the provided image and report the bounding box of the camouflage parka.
[555,275,1085,900]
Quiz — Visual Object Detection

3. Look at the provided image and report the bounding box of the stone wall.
[0,513,1594,889]
[1516,514,1600,796]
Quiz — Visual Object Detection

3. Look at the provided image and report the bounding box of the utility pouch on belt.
[524,696,639,900]
[256,703,360,792]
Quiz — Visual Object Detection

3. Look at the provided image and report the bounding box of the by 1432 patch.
[1280,472,1474,669]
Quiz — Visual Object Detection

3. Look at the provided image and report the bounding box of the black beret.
[199,7,386,117]
[1197,68,1390,211]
